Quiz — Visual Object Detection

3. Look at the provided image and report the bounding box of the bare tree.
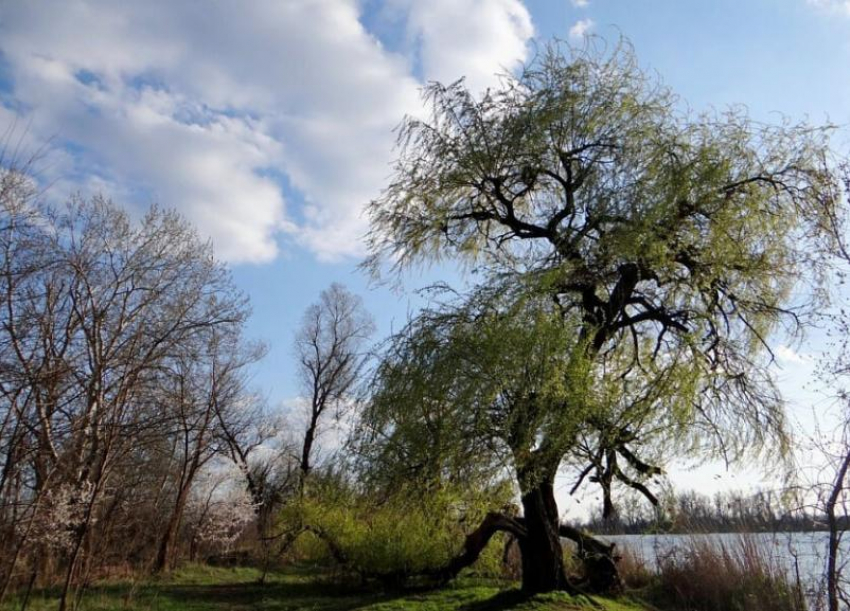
[822,425,850,611]
[0,152,62,604]
[0,176,253,608]
[213,382,297,582]
[294,283,374,493]
[152,329,263,573]
[807,164,850,611]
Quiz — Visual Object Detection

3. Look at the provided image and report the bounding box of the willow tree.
[364,41,843,594]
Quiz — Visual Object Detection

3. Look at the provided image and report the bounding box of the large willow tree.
[363,41,843,594]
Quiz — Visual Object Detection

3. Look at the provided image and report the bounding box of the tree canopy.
[362,40,844,593]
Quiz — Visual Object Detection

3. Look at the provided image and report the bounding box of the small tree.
[810,164,850,611]
[364,40,842,593]
[213,390,294,581]
[153,329,264,573]
[294,283,374,494]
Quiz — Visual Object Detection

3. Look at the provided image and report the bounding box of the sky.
[1,0,849,516]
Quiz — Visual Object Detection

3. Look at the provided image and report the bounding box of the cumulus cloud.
[403,0,534,94]
[0,0,534,263]
[572,0,590,7]
[569,18,595,40]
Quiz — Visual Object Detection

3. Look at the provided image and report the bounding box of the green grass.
[1,565,649,611]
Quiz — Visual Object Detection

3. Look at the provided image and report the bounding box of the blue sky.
[1,0,849,510]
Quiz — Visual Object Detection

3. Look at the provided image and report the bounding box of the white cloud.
[0,0,534,263]
[571,0,590,7]
[569,18,595,40]
[775,345,813,365]
[403,0,534,94]
[807,0,850,15]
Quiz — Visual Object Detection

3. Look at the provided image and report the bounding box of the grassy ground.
[1,565,649,611]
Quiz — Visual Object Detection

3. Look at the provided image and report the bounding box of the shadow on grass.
[154,579,407,611]
[458,590,533,611]
[3,573,532,611]
[459,588,607,611]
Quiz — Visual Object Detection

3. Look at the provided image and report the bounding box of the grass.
[1,564,648,611]
[5,535,809,611]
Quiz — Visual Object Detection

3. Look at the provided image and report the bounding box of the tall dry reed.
[623,534,807,611]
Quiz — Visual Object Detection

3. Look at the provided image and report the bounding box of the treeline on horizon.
[580,489,837,535]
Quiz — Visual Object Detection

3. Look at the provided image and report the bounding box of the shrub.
[279,485,510,584]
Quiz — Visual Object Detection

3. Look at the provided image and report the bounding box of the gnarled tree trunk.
[432,484,621,595]
[518,480,570,593]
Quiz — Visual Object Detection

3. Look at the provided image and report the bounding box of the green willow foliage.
[357,286,593,491]
[287,484,510,581]
[363,39,844,510]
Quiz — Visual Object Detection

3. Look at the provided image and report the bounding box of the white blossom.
[22,481,95,551]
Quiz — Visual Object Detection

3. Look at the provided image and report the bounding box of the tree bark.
[435,512,527,581]
[826,447,850,611]
[518,480,572,593]
[299,415,318,496]
[430,484,620,595]
[154,483,192,573]
[558,523,621,593]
